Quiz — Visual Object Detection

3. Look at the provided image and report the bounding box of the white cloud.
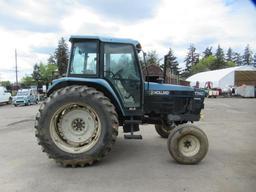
[0,27,58,81]
[0,0,256,82]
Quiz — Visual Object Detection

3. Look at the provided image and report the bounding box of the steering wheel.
[104,69,123,79]
[112,68,124,79]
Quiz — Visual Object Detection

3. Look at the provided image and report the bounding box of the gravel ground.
[0,98,255,192]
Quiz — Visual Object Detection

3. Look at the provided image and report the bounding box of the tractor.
[35,35,208,167]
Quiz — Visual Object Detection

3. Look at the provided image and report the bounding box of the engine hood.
[145,82,194,92]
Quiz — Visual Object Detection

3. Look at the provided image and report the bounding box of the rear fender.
[47,77,125,118]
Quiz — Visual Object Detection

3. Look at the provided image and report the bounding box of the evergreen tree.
[54,37,69,75]
[32,64,41,85]
[165,48,179,75]
[242,44,253,65]
[226,47,234,62]
[212,45,225,70]
[253,53,256,67]
[203,47,213,58]
[146,50,159,65]
[233,52,243,66]
[183,44,199,76]
[48,54,56,64]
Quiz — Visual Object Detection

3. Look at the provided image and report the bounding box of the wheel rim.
[50,103,101,154]
[178,135,200,157]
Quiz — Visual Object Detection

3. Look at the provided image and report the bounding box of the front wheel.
[35,85,119,167]
[167,124,208,164]
[155,123,175,138]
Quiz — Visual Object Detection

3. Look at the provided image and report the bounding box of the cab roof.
[69,35,140,46]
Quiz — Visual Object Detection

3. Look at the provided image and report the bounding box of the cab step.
[123,119,142,124]
[123,117,142,139]
[124,134,142,140]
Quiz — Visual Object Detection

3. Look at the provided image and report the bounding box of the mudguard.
[47,77,125,116]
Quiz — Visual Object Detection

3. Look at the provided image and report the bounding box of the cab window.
[104,43,141,108]
[70,42,98,75]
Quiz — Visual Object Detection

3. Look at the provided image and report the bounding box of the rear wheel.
[167,124,208,164]
[35,85,119,167]
[155,123,175,138]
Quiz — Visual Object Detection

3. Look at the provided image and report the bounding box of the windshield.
[17,91,29,96]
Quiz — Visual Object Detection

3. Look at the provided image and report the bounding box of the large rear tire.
[35,85,119,167]
[167,124,208,164]
[155,123,175,138]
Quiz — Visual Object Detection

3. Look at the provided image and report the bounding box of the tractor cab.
[67,36,144,115]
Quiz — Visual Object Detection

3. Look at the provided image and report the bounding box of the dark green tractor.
[35,35,208,167]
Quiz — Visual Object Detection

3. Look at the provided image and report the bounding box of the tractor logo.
[150,90,169,95]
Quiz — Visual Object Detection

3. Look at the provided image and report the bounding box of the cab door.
[103,43,142,112]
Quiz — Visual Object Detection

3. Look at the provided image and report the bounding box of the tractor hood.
[145,82,194,95]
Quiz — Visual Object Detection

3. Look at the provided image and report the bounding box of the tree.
[226,47,234,62]
[226,61,236,68]
[164,48,179,75]
[38,63,58,85]
[242,44,253,65]
[253,53,256,67]
[233,52,243,66]
[21,76,36,87]
[48,54,56,65]
[191,55,216,74]
[32,64,41,85]
[55,37,69,75]
[146,50,159,65]
[203,47,213,58]
[212,45,225,70]
[0,81,11,90]
[183,45,199,77]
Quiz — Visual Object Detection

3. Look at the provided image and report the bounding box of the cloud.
[31,46,56,54]
[79,0,160,23]
[0,27,59,81]
[0,0,256,82]
[0,0,73,32]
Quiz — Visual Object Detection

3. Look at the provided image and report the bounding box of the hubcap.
[178,135,200,157]
[50,104,101,154]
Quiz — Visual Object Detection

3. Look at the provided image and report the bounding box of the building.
[142,64,190,86]
[186,66,256,89]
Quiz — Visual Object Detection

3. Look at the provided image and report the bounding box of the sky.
[0,0,256,82]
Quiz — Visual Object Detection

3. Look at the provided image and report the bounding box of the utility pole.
[15,49,18,85]
[163,55,167,83]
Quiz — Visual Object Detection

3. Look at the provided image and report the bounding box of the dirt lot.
[0,98,255,192]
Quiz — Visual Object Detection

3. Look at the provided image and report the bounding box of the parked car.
[0,86,12,104]
[13,89,38,106]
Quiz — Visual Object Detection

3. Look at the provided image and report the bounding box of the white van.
[0,86,12,104]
